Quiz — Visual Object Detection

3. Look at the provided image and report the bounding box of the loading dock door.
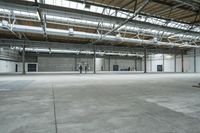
[113,65,119,71]
[157,65,163,72]
[28,64,37,72]
[15,64,18,72]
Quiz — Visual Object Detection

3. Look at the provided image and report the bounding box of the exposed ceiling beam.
[172,0,200,10]
[119,0,136,10]
[65,0,192,24]
[176,13,197,20]
[0,23,199,48]
[154,3,184,16]
[0,38,185,54]
[150,0,199,12]
[0,0,199,38]
[103,0,149,37]
[35,0,47,37]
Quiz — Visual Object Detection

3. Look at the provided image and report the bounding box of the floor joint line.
[52,83,58,133]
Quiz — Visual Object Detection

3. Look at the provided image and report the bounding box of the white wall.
[104,58,142,71]
[147,54,175,72]
[0,60,22,73]
[96,58,103,71]
[145,50,200,73]
[37,56,142,72]
[1,50,198,73]
[197,54,200,72]
[38,56,94,71]
[0,60,38,73]
[38,57,76,71]
[77,57,94,71]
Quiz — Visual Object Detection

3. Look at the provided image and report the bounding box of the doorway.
[113,65,119,71]
[28,64,37,72]
[157,65,163,72]
[15,64,18,72]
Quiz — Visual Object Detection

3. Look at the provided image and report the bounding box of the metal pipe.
[0,0,199,41]
[0,23,199,48]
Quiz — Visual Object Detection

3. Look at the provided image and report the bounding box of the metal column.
[93,45,96,74]
[150,54,152,72]
[75,56,77,71]
[162,53,164,72]
[108,56,111,71]
[181,50,184,73]
[22,45,26,75]
[135,58,137,71]
[194,49,196,73]
[144,49,147,73]
[174,54,176,72]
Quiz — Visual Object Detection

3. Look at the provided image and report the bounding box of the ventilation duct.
[0,23,199,49]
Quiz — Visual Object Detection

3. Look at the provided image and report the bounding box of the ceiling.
[0,0,199,50]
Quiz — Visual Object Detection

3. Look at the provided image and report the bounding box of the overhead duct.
[0,0,200,41]
[0,0,199,41]
[2,20,9,29]
[13,47,144,57]
[0,23,199,48]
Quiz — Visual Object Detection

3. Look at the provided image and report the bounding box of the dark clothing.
[79,65,83,74]
[85,66,88,73]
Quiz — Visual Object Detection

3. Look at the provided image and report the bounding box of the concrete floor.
[0,73,200,133]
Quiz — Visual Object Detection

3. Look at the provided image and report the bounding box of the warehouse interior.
[0,0,200,132]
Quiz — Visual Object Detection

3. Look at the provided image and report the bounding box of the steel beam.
[174,54,177,72]
[22,45,26,75]
[144,49,147,73]
[194,49,196,73]
[163,53,165,72]
[93,45,96,74]
[173,0,199,10]
[181,50,184,72]
[108,56,111,71]
[0,0,199,38]
[35,0,47,37]
[150,55,152,72]
[0,38,185,54]
[93,0,149,44]
[135,58,137,71]
[155,3,184,16]
[68,0,198,17]
[151,0,199,12]
[75,56,77,71]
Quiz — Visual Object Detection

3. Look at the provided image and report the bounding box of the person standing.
[128,66,131,71]
[85,65,88,74]
[79,65,83,74]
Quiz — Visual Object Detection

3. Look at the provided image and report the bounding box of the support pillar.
[162,53,164,72]
[150,54,152,72]
[22,45,26,75]
[144,49,147,73]
[75,56,77,71]
[181,50,184,73]
[135,58,137,71]
[174,54,176,72]
[93,45,96,74]
[194,49,196,73]
[108,55,111,71]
